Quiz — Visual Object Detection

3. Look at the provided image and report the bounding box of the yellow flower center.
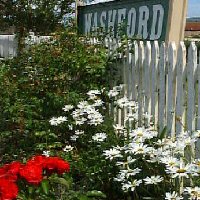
[138,148,144,152]
[176,168,186,173]
[137,132,143,137]
[196,161,200,166]
[169,162,175,166]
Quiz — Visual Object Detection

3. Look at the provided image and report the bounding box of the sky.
[188,0,200,17]
[83,0,200,18]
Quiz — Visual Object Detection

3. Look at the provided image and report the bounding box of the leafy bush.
[0,29,111,163]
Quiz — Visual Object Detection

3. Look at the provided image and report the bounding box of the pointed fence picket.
[107,39,200,137]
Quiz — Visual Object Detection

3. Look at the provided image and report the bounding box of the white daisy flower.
[49,117,59,126]
[103,148,122,160]
[75,117,87,125]
[88,112,104,126]
[143,175,163,185]
[129,127,149,139]
[184,187,200,199]
[62,105,74,112]
[120,168,141,178]
[108,90,119,98]
[49,116,67,126]
[42,150,50,157]
[87,90,101,96]
[68,124,73,130]
[63,145,74,152]
[126,142,152,155]
[160,157,180,168]
[166,162,192,179]
[116,97,129,108]
[113,124,126,134]
[143,112,152,121]
[75,130,84,135]
[116,156,136,167]
[193,130,200,138]
[57,116,67,123]
[165,191,183,200]
[92,132,107,142]
[125,113,138,122]
[70,135,79,141]
[114,173,126,182]
[93,99,104,107]
[113,84,124,91]
[77,101,89,109]
[121,180,142,192]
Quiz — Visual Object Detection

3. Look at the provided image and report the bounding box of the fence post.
[176,42,186,134]
[151,41,159,129]
[166,42,176,136]
[158,42,166,133]
[138,41,145,127]
[144,41,151,127]
[187,42,197,132]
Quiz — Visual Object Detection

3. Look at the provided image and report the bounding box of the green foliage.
[0,0,74,34]
[0,29,110,162]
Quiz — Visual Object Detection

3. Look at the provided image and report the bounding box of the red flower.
[29,155,47,166]
[44,157,70,175]
[0,178,18,200]
[0,161,21,182]
[19,163,43,185]
[0,168,6,179]
[3,161,21,175]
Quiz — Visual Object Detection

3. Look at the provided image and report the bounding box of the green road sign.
[78,0,170,41]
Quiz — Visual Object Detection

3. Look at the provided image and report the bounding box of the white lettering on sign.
[83,4,165,40]
[127,8,137,37]
[138,6,149,39]
[84,13,93,33]
[117,8,127,25]
[100,11,107,30]
[93,12,98,31]
[117,8,127,37]
[150,4,164,40]
[108,10,117,32]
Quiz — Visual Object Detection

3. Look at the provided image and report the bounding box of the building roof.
[185,22,200,31]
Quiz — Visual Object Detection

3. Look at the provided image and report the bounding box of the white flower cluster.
[62,104,74,112]
[49,116,67,126]
[49,86,200,199]
[92,132,107,142]
[72,100,104,126]
[103,127,200,198]
[63,145,74,152]
[87,89,101,100]
[107,85,124,98]
[49,89,104,127]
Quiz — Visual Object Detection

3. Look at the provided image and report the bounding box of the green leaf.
[49,177,70,189]
[159,126,167,139]
[41,179,49,195]
[79,195,90,200]
[28,186,34,195]
[86,190,107,198]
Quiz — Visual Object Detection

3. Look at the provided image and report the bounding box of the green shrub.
[0,29,111,162]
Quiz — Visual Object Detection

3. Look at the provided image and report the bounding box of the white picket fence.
[0,35,17,58]
[0,34,51,58]
[106,39,200,136]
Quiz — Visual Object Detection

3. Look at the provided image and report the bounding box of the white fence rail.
[0,35,51,58]
[0,35,17,58]
[107,39,200,135]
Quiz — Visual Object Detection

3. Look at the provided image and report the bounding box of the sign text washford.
[78,0,169,41]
